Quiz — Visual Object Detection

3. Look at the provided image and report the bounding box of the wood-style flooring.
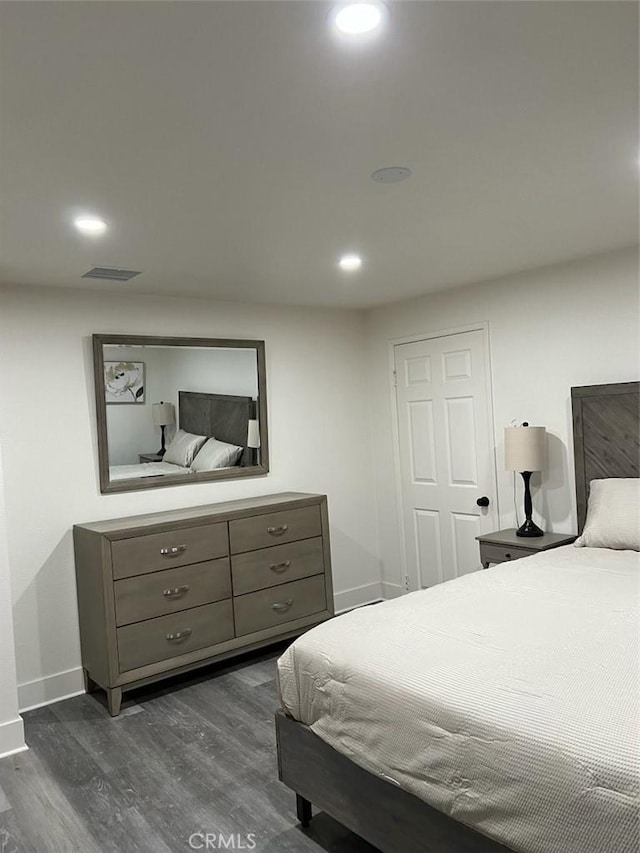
[0,644,377,853]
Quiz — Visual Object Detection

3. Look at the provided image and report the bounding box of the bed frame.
[276,380,640,853]
[179,390,256,466]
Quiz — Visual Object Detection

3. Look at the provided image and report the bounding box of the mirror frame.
[93,333,269,494]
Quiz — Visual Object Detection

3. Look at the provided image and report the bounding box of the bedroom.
[0,2,638,852]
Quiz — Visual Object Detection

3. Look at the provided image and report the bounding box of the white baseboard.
[381,581,404,600]
[18,666,84,713]
[0,716,26,759]
[334,581,382,614]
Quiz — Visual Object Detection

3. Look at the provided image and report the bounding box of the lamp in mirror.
[247,419,260,464]
[152,401,175,457]
[247,419,260,449]
[505,423,546,537]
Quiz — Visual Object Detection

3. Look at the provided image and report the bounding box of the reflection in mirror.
[93,335,268,494]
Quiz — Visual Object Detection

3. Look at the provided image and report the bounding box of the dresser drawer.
[231,537,324,596]
[229,506,321,554]
[117,600,234,672]
[234,574,326,636]
[111,523,229,579]
[114,558,231,626]
[480,543,533,565]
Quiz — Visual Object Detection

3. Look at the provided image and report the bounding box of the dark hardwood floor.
[0,644,377,853]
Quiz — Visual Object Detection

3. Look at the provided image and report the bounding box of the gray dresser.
[73,492,333,715]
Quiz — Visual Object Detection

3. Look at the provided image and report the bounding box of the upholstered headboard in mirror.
[572,381,639,533]
[179,391,256,467]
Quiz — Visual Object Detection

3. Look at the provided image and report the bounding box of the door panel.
[442,348,472,381]
[445,396,478,486]
[408,400,437,483]
[451,512,481,577]
[406,355,432,385]
[414,509,443,587]
[395,329,497,589]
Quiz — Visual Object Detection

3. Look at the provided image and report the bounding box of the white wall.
[0,285,379,709]
[365,247,640,596]
[0,441,26,756]
[166,346,258,399]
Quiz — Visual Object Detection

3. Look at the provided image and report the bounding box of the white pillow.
[575,478,640,551]
[191,437,243,472]
[163,429,207,468]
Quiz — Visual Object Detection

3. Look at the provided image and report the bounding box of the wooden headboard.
[572,382,640,533]
[179,391,256,467]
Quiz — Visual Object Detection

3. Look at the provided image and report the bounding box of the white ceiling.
[0,1,637,309]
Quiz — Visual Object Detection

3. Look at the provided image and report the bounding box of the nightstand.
[138,452,163,463]
[476,529,576,568]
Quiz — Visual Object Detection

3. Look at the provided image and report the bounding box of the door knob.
[476,496,490,507]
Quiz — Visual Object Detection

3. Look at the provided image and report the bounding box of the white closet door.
[394,329,498,589]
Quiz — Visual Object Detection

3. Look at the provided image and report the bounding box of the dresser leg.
[107,687,122,717]
[82,669,98,694]
[296,794,312,827]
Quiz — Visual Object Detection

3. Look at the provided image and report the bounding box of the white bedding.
[108,461,191,481]
[278,546,640,853]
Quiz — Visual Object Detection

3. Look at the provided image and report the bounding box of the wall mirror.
[93,334,269,494]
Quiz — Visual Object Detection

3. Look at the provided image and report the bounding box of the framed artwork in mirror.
[104,361,145,404]
[92,334,269,494]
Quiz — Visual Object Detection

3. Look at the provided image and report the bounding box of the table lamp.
[152,401,175,457]
[504,423,546,537]
[247,419,260,464]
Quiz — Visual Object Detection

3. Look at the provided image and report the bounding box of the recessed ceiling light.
[334,3,385,35]
[339,254,362,271]
[74,215,108,236]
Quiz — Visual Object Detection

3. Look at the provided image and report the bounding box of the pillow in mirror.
[575,478,640,551]
[191,437,244,472]
[163,429,207,467]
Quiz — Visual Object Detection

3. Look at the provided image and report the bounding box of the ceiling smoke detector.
[82,267,142,282]
[371,166,412,184]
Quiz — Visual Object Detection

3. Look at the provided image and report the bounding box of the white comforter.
[108,461,190,480]
[278,546,640,853]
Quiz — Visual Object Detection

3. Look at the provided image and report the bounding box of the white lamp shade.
[504,426,546,472]
[247,419,260,449]
[152,402,175,427]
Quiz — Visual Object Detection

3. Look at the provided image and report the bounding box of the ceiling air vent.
[82,266,142,282]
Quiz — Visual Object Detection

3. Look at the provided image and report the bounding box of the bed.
[109,391,256,481]
[275,381,640,853]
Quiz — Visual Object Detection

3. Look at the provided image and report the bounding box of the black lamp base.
[516,470,544,537]
[157,425,167,458]
[516,518,544,537]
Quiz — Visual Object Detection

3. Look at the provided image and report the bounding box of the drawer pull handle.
[271,599,293,613]
[162,585,190,598]
[166,628,192,642]
[267,524,289,536]
[160,545,187,557]
[269,560,292,573]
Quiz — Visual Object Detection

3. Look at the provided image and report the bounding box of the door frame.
[388,322,499,593]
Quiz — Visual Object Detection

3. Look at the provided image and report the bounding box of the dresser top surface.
[75,492,325,535]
